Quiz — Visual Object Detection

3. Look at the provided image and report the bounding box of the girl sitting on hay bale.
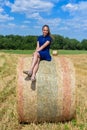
[23,25,52,81]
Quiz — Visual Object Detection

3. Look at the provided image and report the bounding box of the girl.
[23,25,52,81]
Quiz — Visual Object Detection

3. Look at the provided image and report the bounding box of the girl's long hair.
[42,25,54,40]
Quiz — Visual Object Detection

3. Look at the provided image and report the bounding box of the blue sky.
[0,0,87,41]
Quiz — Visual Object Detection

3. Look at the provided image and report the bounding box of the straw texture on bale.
[17,56,76,123]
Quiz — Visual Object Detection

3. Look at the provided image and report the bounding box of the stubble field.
[0,52,87,130]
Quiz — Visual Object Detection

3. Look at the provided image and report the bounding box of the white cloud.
[0,7,4,13]
[62,1,87,16]
[62,3,78,12]
[38,18,61,27]
[6,0,54,19]
[0,22,28,29]
[4,0,61,27]
[6,0,55,22]
[0,2,14,22]
[8,23,16,27]
[0,13,14,22]
[27,12,42,20]
[61,1,87,31]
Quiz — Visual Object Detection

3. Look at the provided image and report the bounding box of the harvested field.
[0,53,87,130]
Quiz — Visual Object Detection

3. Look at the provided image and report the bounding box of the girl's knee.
[37,52,40,58]
[34,52,40,58]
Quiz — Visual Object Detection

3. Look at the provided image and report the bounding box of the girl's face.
[42,27,49,36]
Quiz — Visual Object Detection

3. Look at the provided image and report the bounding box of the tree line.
[0,34,87,50]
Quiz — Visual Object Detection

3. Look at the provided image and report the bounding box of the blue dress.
[37,35,52,61]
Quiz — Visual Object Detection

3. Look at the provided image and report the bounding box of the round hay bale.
[17,56,76,123]
[52,50,58,56]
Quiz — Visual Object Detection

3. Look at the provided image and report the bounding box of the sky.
[0,0,87,41]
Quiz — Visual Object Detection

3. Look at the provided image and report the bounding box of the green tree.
[81,39,87,50]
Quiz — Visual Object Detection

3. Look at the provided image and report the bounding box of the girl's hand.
[36,48,40,52]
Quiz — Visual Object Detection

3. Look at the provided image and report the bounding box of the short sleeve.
[46,36,52,42]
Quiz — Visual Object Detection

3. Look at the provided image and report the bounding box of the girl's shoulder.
[37,35,43,41]
[38,35,43,38]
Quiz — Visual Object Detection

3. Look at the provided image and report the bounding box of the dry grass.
[0,53,87,130]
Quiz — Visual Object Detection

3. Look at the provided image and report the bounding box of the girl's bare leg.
[30,52,40,72]
[31,57,40,79]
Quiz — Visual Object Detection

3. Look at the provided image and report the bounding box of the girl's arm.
[35,41,39,51]
[36,41,50,52]
[33,42,39,56]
